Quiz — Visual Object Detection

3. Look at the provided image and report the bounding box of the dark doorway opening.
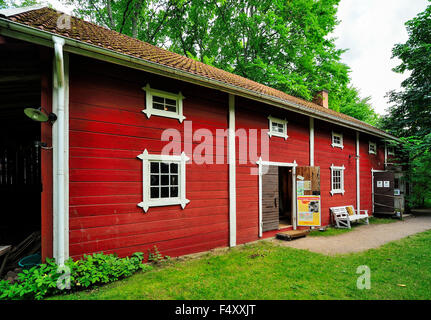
[278,167,292,228]
[0,36,43,275]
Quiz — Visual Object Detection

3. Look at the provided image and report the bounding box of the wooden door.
[296,167,321,196]
[262,166,279,232]
[373,171,395,215]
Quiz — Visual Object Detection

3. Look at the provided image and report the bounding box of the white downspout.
[53,36,67,266]
[309,117,314,167]
[228,94,236,247]
[356,132,360,213]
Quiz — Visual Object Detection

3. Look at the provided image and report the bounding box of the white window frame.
[369,141,377,154]
[331,132,344,149]
[268,115,288,140]
[387,146,395,156]
[330,164,345,196]
[137,149,190,213]
[142,84,186,123]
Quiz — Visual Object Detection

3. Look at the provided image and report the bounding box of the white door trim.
[371,168,386,213]
[256,159,298,237]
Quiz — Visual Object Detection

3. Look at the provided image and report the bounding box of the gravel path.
[272,211,431,255]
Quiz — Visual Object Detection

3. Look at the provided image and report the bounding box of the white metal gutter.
[356,132,360,213]
[228,94,236,247]
[0,17,400,142]
[309,117,315,166]
[52,35,68,266]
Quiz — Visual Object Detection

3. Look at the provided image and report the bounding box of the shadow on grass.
[309,216,398,238]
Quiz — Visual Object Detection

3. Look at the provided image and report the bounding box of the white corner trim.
[137,150,190,213]
[229,94,237,247]
[142,84,186,123]
[331,131,344,149]
[330,164,345,196]
[268,115,288,140]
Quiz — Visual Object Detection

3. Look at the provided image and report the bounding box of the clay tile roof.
[1,6,393,138]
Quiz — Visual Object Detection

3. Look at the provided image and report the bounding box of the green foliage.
[0,252,153,300]
[52,231,431,300]
[380,3,431,207]
[147,245,171,265]
[0,0,39,9]
[382,3,431,138]
[63,0,379,124]
[394,134,431,207]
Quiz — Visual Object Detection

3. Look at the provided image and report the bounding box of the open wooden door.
[262,166,279,232]
[373,171,395,215]
[296,167,321,196]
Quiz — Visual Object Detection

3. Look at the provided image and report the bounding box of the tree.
[381,3,431,207]
[0,0,38,9]
[63,0,378,124]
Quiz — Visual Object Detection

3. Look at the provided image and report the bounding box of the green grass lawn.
[309,216,397,237]
[50,228,431,300]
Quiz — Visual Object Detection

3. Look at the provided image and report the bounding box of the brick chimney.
[313,90,329,109]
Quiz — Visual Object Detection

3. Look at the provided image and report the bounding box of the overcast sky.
[45,0,429,115]
[333,0,429,115]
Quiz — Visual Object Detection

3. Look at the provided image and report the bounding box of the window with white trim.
[137,150,190,212]
[369,141,377,154]
[142,84,186,122]
[268,116,288,140]
[331,132,344,149]
[330,164,345,196]
[388,146,395,156]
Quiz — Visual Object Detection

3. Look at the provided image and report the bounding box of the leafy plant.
[0,252,153,300]
[381,3,431,208]
[147,246,170,265]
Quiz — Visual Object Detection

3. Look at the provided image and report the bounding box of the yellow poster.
[297,195,321,227]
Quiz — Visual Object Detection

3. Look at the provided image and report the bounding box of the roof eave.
[0,16,400,142]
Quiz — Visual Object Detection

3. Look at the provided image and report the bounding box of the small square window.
[268,116,288,140]
[369,142,377,154]
[332,132,344,149]
[142,84,185,122]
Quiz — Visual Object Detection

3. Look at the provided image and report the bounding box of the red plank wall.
[359,134,386,215]
[66,54,387,259]
[314,120,358,226]
[68,55,230,259]
[235,97,310,244]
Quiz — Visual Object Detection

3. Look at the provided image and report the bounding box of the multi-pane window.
[331,132,344,149]
[271,122,285,134]
[268,116,288,140]
[387,146,395,156]
[369,141,377,154]
[150,162,179,199]
[330,164,345,196]
[332,169,342,190]
[152,96,177,113]
[142,84,185,122]
[138,150,190,213]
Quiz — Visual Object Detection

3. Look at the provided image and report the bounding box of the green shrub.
[147,245,171,265]
[0,252,153,300]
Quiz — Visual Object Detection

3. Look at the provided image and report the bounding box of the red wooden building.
[0,7,401,264]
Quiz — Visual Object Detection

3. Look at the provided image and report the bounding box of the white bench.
[330,206,369,229]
